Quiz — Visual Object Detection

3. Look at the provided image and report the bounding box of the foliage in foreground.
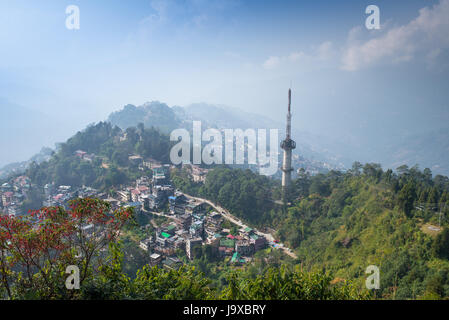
[0,198,367,300]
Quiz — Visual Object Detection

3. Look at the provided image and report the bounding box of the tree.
[294,168,311,198]
[432,228,449,260]
[219,266,368,300]
[423,168,433,184]
[20,186,44,214]
[398,182,417,217]
[427,187,439,207]
[112,150,129,167]
[363,163,382,180]
[132,265,214,299]
[396,165,410,176]
[350,161,363,176]
[0,198,133,299]
[309,175,330,197]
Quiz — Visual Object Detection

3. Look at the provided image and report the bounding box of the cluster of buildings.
[1,153,267,268]
[42,184,102,208]
[293,154,345,176]
[215,226,267,264]
[139,194,267,267]
[115,163,175,212]
[0,176,31,216]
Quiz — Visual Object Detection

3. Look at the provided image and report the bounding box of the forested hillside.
[172,163,449,299]
[107,102,181,133]
[25,122,172,190]
[0,198,366,300]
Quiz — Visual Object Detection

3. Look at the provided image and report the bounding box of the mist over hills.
[0,147,53,179]
[107,102,182,133]
[107,101,346,171]
[385,129,449,174]
[106,101,449,176]
[0,98,58,167]
[2,98,449,178]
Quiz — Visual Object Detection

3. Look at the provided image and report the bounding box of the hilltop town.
[0,152,277,271]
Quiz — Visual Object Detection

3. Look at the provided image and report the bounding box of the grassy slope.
[291,177,449,299]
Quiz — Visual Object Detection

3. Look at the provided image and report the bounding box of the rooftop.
[161,232,171,238]
[220,239,235,248]
[150,253,161,259]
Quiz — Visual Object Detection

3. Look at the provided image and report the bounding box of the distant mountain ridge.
[0,98,60,168]
[107,101,347,171]
[107,102,181,133]
[0,147,53,179]
[3,99,447,179]
[385,128,449,175]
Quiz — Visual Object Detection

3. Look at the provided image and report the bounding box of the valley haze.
[2,0,449,305]
[1,0,449,175]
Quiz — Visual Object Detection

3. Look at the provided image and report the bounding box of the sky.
[1,0,449,167]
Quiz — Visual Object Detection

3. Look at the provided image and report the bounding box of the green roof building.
[161,232,171,238]
[250,234,259,240]
[231,252,245,263]
[244,227,253,233]
[220,239,235,248]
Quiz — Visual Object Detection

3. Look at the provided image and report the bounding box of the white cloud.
[263,41,334,70]
[341,0,449,71]
[316,41,333,60]
[288,51,306,62]
[263,56,280,69]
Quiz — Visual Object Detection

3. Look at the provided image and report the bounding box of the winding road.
[182,193,298,259]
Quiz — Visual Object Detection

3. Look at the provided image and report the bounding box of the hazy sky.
[1,0,449,166]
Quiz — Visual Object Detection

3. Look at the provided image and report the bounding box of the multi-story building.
[1,183,12,193]
[152,167,167,186]
[162,256,183,270]
[117,190,131,203]
[250,234,266,251]
[189,220,204,239]
[169,194,187,215]
[6,204,19,216]
[174,213,192,230]
[125,201,142,215]
[186,237,202,260]
[149,253,162,266]
[218,239,235,257]
[235,240,254,256]
[128,155,143,167]
[44,183,55,197]
[1,191,13,207]
[139,239,153,252]
[185,202,207,215]
[130,189,140,202]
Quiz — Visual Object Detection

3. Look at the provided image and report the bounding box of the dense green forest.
[172,164,449,299]
[281,164,449,299]
[24,122,172,190]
